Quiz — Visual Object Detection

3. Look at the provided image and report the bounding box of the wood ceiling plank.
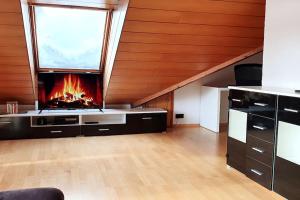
[121,32,263,47]
[0,0,22,12]
[123,21,264,38]
[0,37,27,47]
[118,42,252,55]
[129,0,265,16]
[223,0,264,4]
[114,61,215,71]
[0,57,29,65]
[126,8,265,28]
[116,52,232,63]
[0,74,32,81]
[110,75,185,84]
[0,13,24,25]
[0,25,25,37]
[112,69,201,77]
[0,81,33,88]
[0,47,28,57]
[0,88,34,95]
[0,66,30,73]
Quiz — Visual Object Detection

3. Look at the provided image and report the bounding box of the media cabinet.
[0,108,167,140]
[227,86,300,200]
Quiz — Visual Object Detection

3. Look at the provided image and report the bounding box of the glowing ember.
[49,74,94,106]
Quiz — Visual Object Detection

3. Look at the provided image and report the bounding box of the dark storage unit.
[0,117,32,140]
[0,112,167,140]
[227,89,276,190]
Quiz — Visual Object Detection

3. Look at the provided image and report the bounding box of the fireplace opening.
[38,73,103,109]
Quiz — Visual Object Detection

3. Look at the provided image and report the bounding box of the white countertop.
[0,108,167,118]
[228,86,300,98]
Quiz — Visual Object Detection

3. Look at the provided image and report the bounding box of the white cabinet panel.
[228,109,247,143]
[277,121,300,165]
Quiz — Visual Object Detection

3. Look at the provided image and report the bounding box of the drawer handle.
[253,125,267,131]
[65,118,78,121]
[251,169,264,176]
[284,108,299,113]
[254,102,268,107]
[142,117,152,120]
[252,147,264,154]
[232,98,242,102]
[0,121,12,124]
[98,128,110,131]
[50,130,62,133]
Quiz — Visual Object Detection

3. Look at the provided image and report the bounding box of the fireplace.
[38,73,102,109]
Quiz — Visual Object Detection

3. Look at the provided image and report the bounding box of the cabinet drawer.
[32,126,80,138]
[229,89,249,110]
[0,117,31,140]
[247,114,275,143]
[248,92,276,119]
[246,158,272,189]
[247,135,274,167]
[227,137,246,173]
[81,124,126,136]
[126,113,167,134]
[278,95,300,125]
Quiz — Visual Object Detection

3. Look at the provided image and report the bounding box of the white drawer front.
[277,121,300,165]
[228,109,247,143]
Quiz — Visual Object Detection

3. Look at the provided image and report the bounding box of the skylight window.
[34,6,108,70]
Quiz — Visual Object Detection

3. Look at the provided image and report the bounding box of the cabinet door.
[227,137,246,173]
[140,113,167,133]
[227,109,247,173]
[126,113,167,134]
[228,109,247,143]
[277,121,300,165]
[0,117,31,140]
[274,121,300,199]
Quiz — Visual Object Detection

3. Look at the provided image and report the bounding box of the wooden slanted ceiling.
[0,0,118,105]
[105,0,266,105]
[0,0,35,104]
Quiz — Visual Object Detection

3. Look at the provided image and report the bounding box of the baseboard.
[173,124,200,127]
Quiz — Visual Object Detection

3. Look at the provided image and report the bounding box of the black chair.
[0,188,64,200]
[234,63,262,86]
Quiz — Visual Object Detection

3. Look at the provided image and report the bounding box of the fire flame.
[49,74,93,106]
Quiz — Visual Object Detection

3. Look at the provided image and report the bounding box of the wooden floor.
[0,127,283,200]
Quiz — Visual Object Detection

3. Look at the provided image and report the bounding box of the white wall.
[173,52,263,125]
[174,80,202,125]
[262,0,300,89]
[199,86,220,132]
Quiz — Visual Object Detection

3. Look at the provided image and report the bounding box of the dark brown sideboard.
[227,86,300,200]
[0,110,167,140]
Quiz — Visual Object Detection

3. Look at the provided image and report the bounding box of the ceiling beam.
[132,46,263,107]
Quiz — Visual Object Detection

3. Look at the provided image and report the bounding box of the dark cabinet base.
[0,113,167,140]
[0,117,32,140]
[227,137,246,174]
[274,156,300,200]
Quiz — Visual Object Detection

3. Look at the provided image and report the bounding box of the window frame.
[29,4,112,73]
